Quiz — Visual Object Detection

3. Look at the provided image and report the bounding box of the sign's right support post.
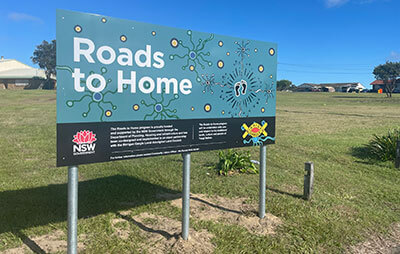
[182,153,191,240]
[259,145,266,219]
[68,165,78,254]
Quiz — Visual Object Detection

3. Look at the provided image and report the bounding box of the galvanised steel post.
[182,153,191,240]
[68,166,78,254]
[259,145,266,219]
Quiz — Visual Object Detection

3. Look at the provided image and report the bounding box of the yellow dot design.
[269,48,275,56]
[120,35,127,42]
[204,104,211,112]
[270,74,273,79]
[151,31,156,36]
[191,107,195,111]
[217,60,224,69]
[105,110,112,117]
[226,52,230,56]
[221,110,225,115]
[189,65,195,71]
[170,38,179,48]
[261,107,265,113]
[101,18,107,23]
[74,25,82,33]
[258,65,264,73]
[133,104,139,111]
[218,41,223,47]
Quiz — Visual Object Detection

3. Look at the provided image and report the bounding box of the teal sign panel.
[56,9,277,166]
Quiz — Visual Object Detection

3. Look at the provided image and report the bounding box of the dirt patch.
[1,230,86,254]
[348,223,400,254]
[115,212,214,254]
[111,218,131,240]
[110,210,133,240]
[168,193,282,235]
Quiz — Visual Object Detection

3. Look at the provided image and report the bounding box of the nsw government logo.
[72,130,97,156]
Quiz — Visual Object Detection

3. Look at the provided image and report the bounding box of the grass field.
[0,90,400,253]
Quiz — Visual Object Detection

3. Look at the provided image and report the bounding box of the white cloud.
[7,12,43,24]
[325,0,388,8]
[388,51,400,61]
[325,0,349,7]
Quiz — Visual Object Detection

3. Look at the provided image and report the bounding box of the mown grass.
[0,91,399,253]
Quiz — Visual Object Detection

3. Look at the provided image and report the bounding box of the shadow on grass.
[267,186,303,200]
[0,175,179,235]
[116,212,180,240]
[350,146,372,161]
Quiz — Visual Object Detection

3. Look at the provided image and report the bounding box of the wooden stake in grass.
[304,162,314,201]
[395,141,400,169]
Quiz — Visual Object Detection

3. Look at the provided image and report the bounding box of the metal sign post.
[182,153,191,240]
[68,166,78,254]
[259,145,266,219]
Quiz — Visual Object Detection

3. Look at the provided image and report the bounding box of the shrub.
[365,129,400,161]
[216,149,258,176]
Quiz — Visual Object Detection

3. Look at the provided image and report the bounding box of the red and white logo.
[72,130,96,155]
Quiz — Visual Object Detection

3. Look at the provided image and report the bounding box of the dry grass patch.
[114,212,214,254]
[167,193,282,236]
[0,230,86,254]
[348,223,400,254]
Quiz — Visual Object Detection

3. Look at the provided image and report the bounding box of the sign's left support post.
[68,165,78,254]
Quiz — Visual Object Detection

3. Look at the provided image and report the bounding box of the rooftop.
[0,58,47,79]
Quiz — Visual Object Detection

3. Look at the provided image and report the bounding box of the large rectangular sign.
[56,10,277,166]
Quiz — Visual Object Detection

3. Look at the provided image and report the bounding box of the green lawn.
[0,90,399,253]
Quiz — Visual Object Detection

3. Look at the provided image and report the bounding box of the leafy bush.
[365,129,400,161]
[216,149,258,176]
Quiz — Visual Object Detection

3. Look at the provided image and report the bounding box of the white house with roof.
[0,56,52,89]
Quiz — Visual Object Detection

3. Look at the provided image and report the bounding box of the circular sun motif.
[261,107,265,113]
[226,52,230,56]
[120,35,127,42]
[218,41,223,47]
[105,110,112,117]
[74,25,82,33]
[269,48,275,56]
[154,104,163,113]
[133,104,140,111]
[101,17,107,23]
[170,38,179,48]
[217,60,224,69]
[189,65,195,71]
[151,31,156,36]
[204,104,212,112]
[92,92,102,102]
[258,65,264,73]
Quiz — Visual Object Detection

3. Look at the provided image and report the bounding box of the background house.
[370,79,400,93]
[297,82,365,92]
[0,56,53,89]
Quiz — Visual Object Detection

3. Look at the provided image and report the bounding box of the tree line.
[31,40,400,96]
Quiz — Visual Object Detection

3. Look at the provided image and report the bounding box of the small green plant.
[365,129,400,161]
[216,149,258,176]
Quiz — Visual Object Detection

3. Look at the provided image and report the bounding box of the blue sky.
[1,0,399,88]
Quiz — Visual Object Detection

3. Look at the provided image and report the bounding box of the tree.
[373,61,400,98]
[31,40,56,89]
[277,79,295,91]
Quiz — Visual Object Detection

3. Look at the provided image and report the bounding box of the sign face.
[56,9,277,166]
